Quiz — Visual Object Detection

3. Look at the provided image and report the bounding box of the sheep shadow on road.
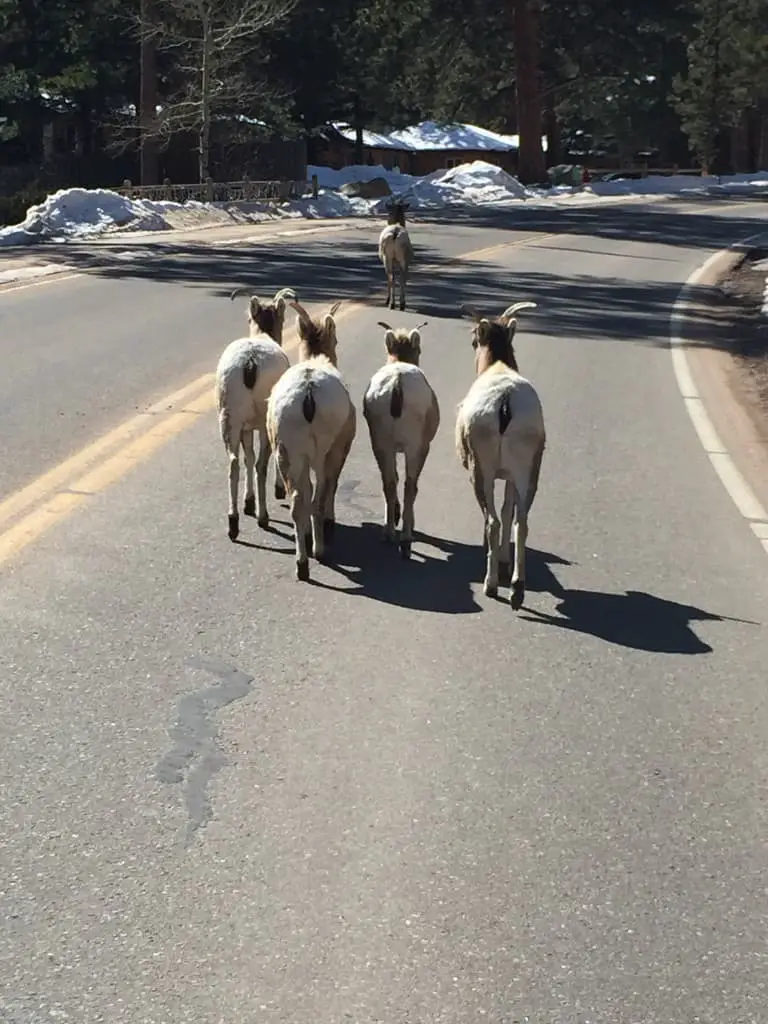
[519,587,758,654]
[308,522,569,615]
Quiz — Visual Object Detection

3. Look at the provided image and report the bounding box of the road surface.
[1,196,767,1023]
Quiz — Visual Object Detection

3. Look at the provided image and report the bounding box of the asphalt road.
[1,196,768,1023]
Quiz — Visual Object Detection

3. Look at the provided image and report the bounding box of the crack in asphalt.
[155,657,254,846]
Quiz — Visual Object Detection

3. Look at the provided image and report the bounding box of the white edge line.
[670,246,768,552]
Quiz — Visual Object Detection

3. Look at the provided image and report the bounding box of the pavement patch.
[155,658,254,845]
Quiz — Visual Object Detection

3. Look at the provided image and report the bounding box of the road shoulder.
[674,241,768,549]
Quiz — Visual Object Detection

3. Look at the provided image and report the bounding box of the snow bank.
[0,187,205,245]
[589,170,768,197]
[3,163,768,248]
[307,159,532,208]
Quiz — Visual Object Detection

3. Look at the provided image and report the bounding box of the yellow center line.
[0,229,541,568]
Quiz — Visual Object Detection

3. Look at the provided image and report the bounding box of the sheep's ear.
[408,328,421,347]
[328,300,342,318]
[384,329,397,353]
[248,296,261,319]
[477,318,493,343]
[323,313,338,338]
[506,319,518,341]
[275,296,286,316]
[294,312,309,337]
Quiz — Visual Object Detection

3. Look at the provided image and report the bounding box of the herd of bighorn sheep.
[214,199,545,609]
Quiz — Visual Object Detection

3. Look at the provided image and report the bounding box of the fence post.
[163,177,171,200]
[311,173,318,199]
[243,173,251,200]
[206,176,214,202]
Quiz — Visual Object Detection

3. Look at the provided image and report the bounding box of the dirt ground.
[717,252,768,443]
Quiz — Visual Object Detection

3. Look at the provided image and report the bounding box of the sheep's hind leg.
[273,457,287,501]
[509,458,536,610]
[472,464,500,597]
[398,262,407,312]
[242,429,256,519]
[291,468,312,581]
[227,442,241,541]
[498,480,516,585]
[309,463,327,563]
[254,429,271,528]
[322,416,355,544]
[372,444,398,544]
[400,445,428,560]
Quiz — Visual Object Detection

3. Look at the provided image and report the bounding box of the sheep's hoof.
[399,301,405,312]
[296,559,310,582]
[400,539,412,560]
[394,501,401,527]
[274,482,286,501]
[243,495,256,517]
[323,518,335,544]
[498,561,511,585]
[483,580,498,598]
[228,514,240,541]
[257,513,269,529]
[509,580,525,611]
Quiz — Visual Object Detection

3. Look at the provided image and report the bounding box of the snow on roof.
[330,119,548,152]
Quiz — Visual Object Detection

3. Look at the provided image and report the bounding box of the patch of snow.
[3,163,768,249]
[330,120,549,153]
[588,170,768,197]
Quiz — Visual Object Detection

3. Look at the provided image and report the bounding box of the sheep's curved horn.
[328,301,342,318]
[377,320,393,330]
[230,287,252,301]
[459,303,482,321]
[501,301,537,319]
[273,287,296,303]
[289,299,312,324]
[414,320,429,331]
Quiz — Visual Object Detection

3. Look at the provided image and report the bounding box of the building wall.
[311,134,519,176]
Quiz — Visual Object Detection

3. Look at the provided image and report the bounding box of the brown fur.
[228,287,297,345]
[386,200,409,227]
[461,301,537,377]
[292,300,342,365]
[385,329,421,365]
[249,300,283,343]
[472,320,518,374]
[378,320,426,366]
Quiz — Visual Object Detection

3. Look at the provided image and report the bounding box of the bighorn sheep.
[216,286,295,541]
[378,199,414,311]
[454,301,545,609]
[362,319,439,558]
[266,299,356,581]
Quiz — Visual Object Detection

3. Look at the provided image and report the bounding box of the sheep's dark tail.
[498,393,513,435]
[302,387,316,423]
[392,225,401,240]
[243,357,258,390]
[390,377,404,418]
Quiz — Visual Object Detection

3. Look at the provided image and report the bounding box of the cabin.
[311,120,549,176]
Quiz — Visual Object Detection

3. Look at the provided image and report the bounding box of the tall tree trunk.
[353,93,364,165]
[199,15,212,183]
[139,0,159,184]
[758,103,768,170]
[542,86,561,167]
[511,0,545,184]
